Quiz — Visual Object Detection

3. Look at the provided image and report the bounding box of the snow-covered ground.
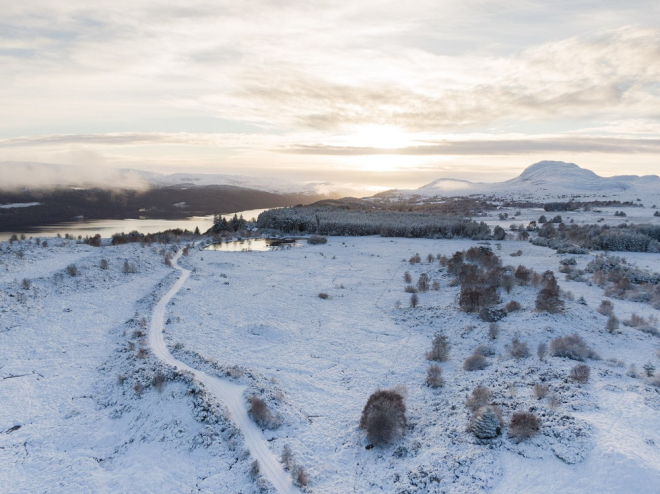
[1,231,660,493]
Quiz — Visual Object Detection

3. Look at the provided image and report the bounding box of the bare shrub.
[509,412,540,443]
[514,265,532,285]
[137,348,148,359]
[505,300,522,312]
[488,322,499,340]
[508,337,530,359]
[606,315,620,333]
[468,405,502,439]
[403,271,412,283]
[537,342,548,361]
[426,334,450,362]
[152,372,166,393]
[100,259,109,270]
[318,292,329,299]
[292,464,309,487]
[410,293,419,308]
[21,278,31,290]
[249,459,260,479]
[597,300,614,316]
[548,393,561,409]
[360,389,407,446]
[533,384,549,399]
[465,385,493,411]
[404,285,418,293]
[425,365,444,388]
[431,280,440,291]
[281,445,294,470]
[409,253,421,264]
[248,396,278,429]
[427,253,435,263]
[66,264,79,276]
[570,364,590,383]
[308,235,327,245]
[123,259,137,274]
[550,334,598,361]
[463,354,489,371]
[623,313,647,328]
[133,382,144,395]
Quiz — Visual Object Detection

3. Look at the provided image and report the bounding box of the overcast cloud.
[1,0,659,188]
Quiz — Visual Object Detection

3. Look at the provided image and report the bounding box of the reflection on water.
[205,238,303,252]
[0,208,271,242]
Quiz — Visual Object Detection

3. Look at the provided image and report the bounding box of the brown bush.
[505,300,522,312]
[425,365,444,388]
[360,389,407,446]
[403,271,412,283]
[514,265,532,285]
[248,396,278,429]
[550,334,598,361]
[570,364,590,383]
[537,342,548,361]
[417,273,430,292]
[508,337,530,359]
[410,293,419,308]
[426,334,450,361]
[463,354,489,371]
[597,300,614,316]
[404,285,418,293]
[318,292,329,299]
[466,385,493,411]
[509,412,540,442]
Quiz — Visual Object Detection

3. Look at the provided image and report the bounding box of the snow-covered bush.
[66,264,78,276]
[550,335,598,361]
[360,389,407,446]
[508,337,530,359]
[468,406,502,439]
[537,342,548,361]
[474,344,495,357]
[426,334,450,361]
[509,412,540,443]
[463,354,489,371]
[425,365,444,388]
[606,315,620,333]
[533,384,549,399]
[597,300,614,316]
[465,385,493,411]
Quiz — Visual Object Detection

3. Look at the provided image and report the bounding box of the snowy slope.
[409,161,660,204]
[2,232,660,493]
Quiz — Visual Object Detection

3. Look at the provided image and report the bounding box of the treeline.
[542,200,640,212]
[532,222,660,253]
[257,206,492,239]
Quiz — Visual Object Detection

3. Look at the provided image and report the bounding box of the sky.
[1,0,659,191]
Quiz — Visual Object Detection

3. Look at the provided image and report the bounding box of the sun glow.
[338,125,413,150]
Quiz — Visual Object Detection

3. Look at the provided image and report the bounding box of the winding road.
[148,250,298,494]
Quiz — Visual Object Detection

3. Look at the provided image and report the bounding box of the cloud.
[284,137,660,155]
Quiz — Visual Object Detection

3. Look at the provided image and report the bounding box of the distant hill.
[390,161,660,204]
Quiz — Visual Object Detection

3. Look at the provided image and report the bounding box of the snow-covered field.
[1,231,660,493]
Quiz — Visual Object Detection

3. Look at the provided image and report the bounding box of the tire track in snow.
[148,251,298,494]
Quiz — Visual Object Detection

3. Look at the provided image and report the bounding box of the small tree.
[360,389,407,446]
[536,271,564,313]
[469,406,502,439]
[426,334,450,361]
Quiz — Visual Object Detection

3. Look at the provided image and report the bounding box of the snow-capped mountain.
[401,161,660,203]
